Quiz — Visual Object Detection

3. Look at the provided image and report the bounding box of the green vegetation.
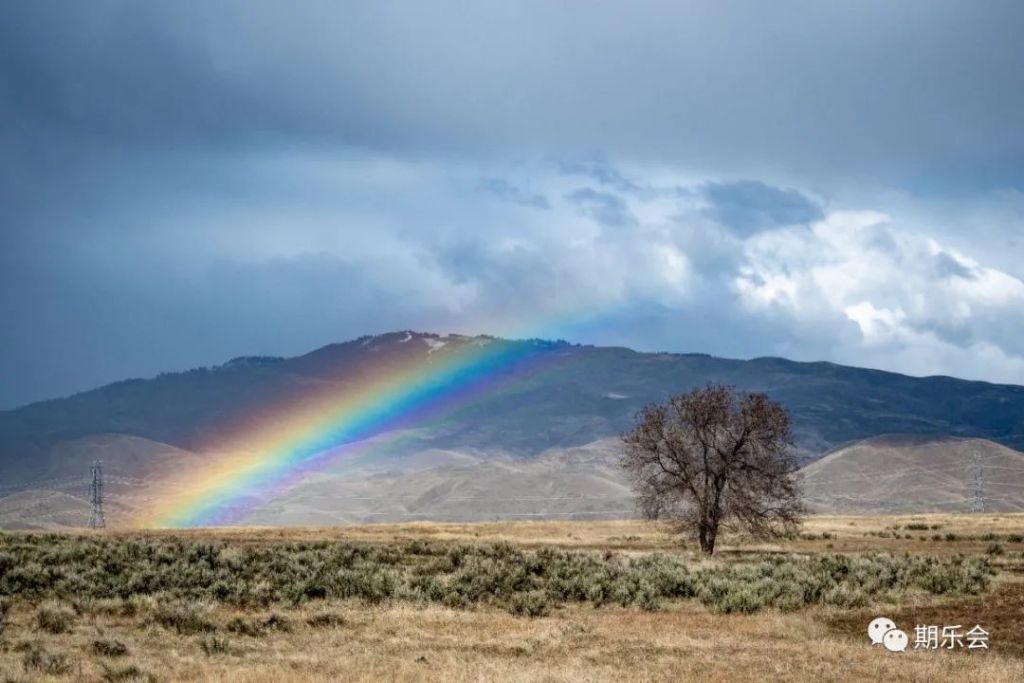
[35,600,76,634]
[0,522,1018,682]
[151,601,216,635]
[0,534,994,619]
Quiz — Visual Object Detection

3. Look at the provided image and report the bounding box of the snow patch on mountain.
[423,338,448,353]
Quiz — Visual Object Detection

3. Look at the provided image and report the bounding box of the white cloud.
[5,146,1024,408]
[734,209,1024,382]
[843,301,908,345]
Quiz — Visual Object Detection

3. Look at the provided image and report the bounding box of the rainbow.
[144,334,571,527]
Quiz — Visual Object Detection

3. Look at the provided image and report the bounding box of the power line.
[802,462,982,485]
[0,475,88,493]
[972,465,1024,473]
[0,473,145,494]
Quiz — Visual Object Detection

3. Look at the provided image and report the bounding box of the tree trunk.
[698,523,717,554]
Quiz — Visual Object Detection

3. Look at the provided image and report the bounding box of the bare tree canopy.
[620,384,804,554]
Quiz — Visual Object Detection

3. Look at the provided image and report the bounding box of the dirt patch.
[823,581,1024,660]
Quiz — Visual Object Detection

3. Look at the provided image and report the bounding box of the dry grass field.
[1,514,1023,682]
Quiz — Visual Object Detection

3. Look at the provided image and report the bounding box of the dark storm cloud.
[557,159,644,194]
[480,179,550,210]
[0,243,466,408]
[3,1,1023,180]
[703,181,824,234]
[564,188,636,227]
[1,1,1024,407]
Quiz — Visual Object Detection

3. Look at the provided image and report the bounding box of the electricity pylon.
[88,460,106,529]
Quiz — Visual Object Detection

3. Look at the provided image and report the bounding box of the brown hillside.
[800,435,1024,514]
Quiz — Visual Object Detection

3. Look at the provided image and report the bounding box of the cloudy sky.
[2,1,1023,408]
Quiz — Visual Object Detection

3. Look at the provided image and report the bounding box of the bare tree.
[621,384,803,554]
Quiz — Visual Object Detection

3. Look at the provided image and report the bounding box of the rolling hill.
[801,435,1024,514]
[1,331,1024,527]
[241,438,635,525]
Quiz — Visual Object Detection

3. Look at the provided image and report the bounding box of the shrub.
[101,663,158,682]
[0,533,999,621]
[225,617,264,637]
[199,635,231,656]
[262,612,292,632]
[441,590,469,609]
[306,612,346,628]
[22,643,73,675]
[823,585,868,608]
[508,591,550,618]
[986,543,1005,556]
[0,551,15,575]
[635,584,662,612]
[715,586,764,614]
[93,638,129,657]
[36,601,76,634]
[332,568,397,604]
[152,602,216,634]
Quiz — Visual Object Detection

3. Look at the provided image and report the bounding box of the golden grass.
[2,600,1021,682]
[2,514,1023,682]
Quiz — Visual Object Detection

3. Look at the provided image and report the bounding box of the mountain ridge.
[10,330,1024,414]
[2,331,1023,488]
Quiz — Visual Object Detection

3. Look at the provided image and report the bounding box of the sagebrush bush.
[262,612,293,632]
[225,617,264,637]
[152,601,216,634]
[22,642,73,675]
[0,533,995,618]
[92,638,129,657]
[199,635,231,656]
[508,590,550,618]
[36,600,76,634]
[306,612,346,628]
[0,597,8,638]
[101,663,158,683]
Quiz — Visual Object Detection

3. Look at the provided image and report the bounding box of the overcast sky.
[2,1,1024,408]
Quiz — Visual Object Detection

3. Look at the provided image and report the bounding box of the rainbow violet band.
[145,337,569,527]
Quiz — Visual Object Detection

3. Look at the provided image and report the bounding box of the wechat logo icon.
[868,617,907,652]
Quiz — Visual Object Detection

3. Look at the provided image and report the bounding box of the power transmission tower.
[88,460,106,529]
[971,449,984,513]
